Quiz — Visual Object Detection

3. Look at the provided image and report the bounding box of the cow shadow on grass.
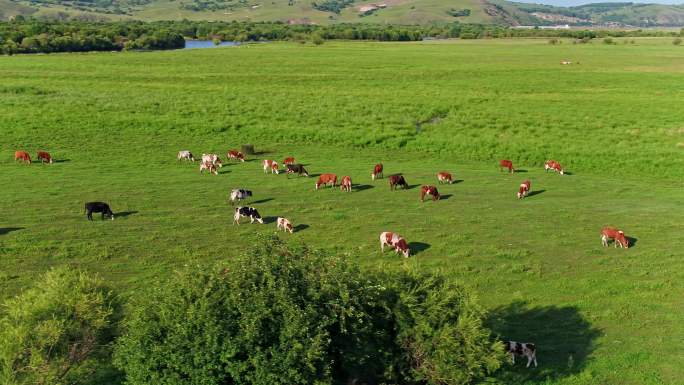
[251,198,274,205]
[53,159,70,163]
[0,227,24,235]
[439,194,453,200]
[449,179,464,184]
[486,300,601,383]
[353,184,374,192]
[217,169,231,175]
[514,169,528,173]
[626,236,638,248]
[262,216,278,224]
[293,224,309,233]
[115,211,138,218]
[408,242,431,255]
[527,190,546,198]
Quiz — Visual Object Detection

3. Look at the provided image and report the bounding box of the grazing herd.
[14,150,53,164]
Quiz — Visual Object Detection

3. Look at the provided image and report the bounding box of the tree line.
[2,17,683,55]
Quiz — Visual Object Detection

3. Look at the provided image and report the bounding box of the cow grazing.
[504,341,538,368]
[14,151,31,164]
[500,160,515,173]
[84,202,114,221]
[263,159,279,174]
[389,175,408,190]
[601,227,630,248]
[420,185,440,201]
[544,160,564,175]
[233,206,264,225]
[202,153,223,168]
[379,231,410,258]
[316,173,337,190]
[37,151,53,164]
[229,189,252,205]
[517,180,531,199]
[227,150,245,162]
[340,176,352,192]
[177,150,195,162]
[277,217,293,233]
[371,163,383,180]
[283,157,296,165]
[437,172,453,184]
[286,164,309,178]
[200,161,218,175]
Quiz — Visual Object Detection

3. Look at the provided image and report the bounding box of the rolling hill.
[2,0,684,27]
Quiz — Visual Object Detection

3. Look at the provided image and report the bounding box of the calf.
[437,172,453,184]
[601,227,629,248]
[202,154,222,168]
[517,180,531,199]
[84,202,114,221]
[230,189,252,205]
[200,161,219,175]
[286,164,309,178]
[388,175,408,190]
[504,341,537,368]
[283,157,296,165]
[371,163,383,180]
[379,231,410,258]
[316,174,337,190]
[277,217,293,233]
[500,160,515,173]
[420,185,440,201]
[233,206,264,225]
[37,151,53,164]
[544,160,564,175]
[227,150,245,162]
[263,159,279,174]
[14,151,31,164]
[340,176,352,192]
[177,150,195,162]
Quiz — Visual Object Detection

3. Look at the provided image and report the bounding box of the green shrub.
[674,38,682,46]
[548,38,560,45]
[0,267,117,385]
[114,237,502,385]
[312,33,325,45]
[603,37,615,45]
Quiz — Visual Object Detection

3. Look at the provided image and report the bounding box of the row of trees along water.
[1,17,683,54]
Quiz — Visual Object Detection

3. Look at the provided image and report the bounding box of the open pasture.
[1,39,683,384]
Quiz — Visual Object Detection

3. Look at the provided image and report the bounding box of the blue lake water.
[184,40,240,49]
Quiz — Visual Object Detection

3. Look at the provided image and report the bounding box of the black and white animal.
[84,201,114,221]
[233,206,264,225]
[177,150,195,162]
[229,189,253,205]
[504,341,537,368]
[286,164,309,177]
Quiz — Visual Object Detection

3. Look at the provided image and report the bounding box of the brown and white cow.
[37,151,53,164]
[200,161,218,175]
[500,160,515,173]
[277,217,294,234]
[371,163,383,180]
[504,341,538,368]
[517,180,531,199]
[340,176,352,192]
[202,153,223,168]
[437,171,453,184]
[283,157,296,165]
[14,151,31,164]
[177,150,195,162]
[420,185,440,201]
[263,159,279,174]
[316,173,337,190]
[379,231,410,258]
[601,227,630,248]
[227,150,245,162]
[544,160,564,175]
[389,175,408,190]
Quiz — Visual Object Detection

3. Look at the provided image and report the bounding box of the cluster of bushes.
[311,0,355,14]
[0,237,504,385]
[446,8,471,17]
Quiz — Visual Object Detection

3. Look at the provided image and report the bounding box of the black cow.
[230,189,252,205]
[84,202,114,221]
[233,206,264,225]
[389,175,408,190]
[286,164,309,178]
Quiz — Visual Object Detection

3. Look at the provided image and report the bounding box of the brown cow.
[315,173,337,190]
[263,159,279,174]
[227,150,245,162]
[420,185,440,201]
[500,160,515,173]
[601,227,630,248]
[14,151,31,164]
[379,231,410,258]
[437,172,452,184]
[277,217,294,234]
[389,175,408,190]
[544,160,564,175]
[340,175,352,192]
[37,151,53,164]
[283,157,296,165]
[200,161,218,175]
[517,180,531,199]
[371,163,383,180]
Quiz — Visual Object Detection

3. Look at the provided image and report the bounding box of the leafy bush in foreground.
[0,267,117,385]
[114,236,502,384]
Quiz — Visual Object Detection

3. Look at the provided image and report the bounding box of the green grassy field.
[1,39,683,384]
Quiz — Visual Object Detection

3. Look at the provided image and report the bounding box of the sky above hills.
[516,0,683,5]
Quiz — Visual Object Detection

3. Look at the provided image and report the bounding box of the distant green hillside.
[2,0,684,26]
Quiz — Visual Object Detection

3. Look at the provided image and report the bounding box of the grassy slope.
[1,39,683,384]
